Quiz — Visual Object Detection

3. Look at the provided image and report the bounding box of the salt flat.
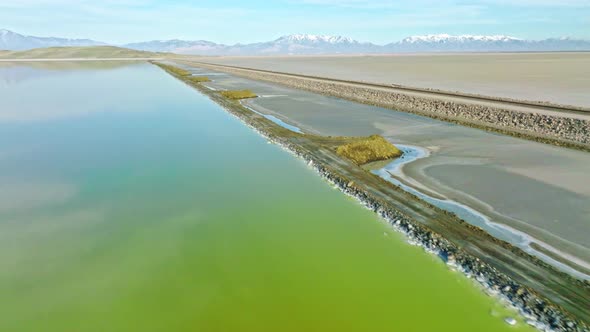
[194,53,590,108]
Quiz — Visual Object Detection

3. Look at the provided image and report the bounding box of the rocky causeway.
[155,62,590,331]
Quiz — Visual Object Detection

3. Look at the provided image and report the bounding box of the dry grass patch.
[158,63,192,77]
[187,76,211,83]
[220,90,257,100]
[337,135,401,165]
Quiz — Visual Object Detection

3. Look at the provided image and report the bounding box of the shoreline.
[188,60,590,114]
[190,53,590,111]
[241,101,304,133]
[0,58,164,62]
[154,61,590,331]
[372,145,590,280]
[181,60,590,152]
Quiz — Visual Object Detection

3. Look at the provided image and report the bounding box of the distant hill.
[0,29,104,51]
[0,46,162,59]
[123,39,221,53]
[124,34,590,55]
[123,34,382,55]
[2,29,590,55]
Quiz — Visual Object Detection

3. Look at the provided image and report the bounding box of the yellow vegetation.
[337,135,401,165]
[220,90,258,100]
[187,76,211,83]
[158,64,192,77]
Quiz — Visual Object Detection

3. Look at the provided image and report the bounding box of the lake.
[0,61,531,331]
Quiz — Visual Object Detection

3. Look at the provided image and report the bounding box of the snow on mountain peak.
[2,29,588,54]
[276,34,356,44]
[401,34,522,43]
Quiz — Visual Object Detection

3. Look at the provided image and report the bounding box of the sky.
[1,0,589,44]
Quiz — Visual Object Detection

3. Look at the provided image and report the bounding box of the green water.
[0,62,532,331]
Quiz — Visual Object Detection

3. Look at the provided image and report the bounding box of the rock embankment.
[260,127,588,332]
[204,92,588,332]
[312,159,586,332]
[158,62,589,332]
[212,100,588,332]
[192,63,590,150]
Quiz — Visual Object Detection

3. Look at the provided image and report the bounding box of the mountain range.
[0,29,105,51]
[2,29,590,55]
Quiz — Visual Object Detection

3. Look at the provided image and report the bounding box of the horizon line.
[2,28,589,46]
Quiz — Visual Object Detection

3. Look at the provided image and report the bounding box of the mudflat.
[191,53,590,108]
[177,63,590,279]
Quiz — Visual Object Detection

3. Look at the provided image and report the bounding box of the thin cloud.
[1,0,588,43]
[294,0,590,8]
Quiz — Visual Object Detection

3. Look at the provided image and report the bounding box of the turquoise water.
[0,62,532,331]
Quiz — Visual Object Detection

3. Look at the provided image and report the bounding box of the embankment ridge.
[184,61,590,152]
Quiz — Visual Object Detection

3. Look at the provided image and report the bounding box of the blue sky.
[1,0,589,44]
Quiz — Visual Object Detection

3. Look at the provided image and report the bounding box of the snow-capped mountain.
[2,29,590,54]
[232,34,379,55]
[0,29,104,51]
[386,34,526,52]
[274,34,356,44]
[124,33,590,55]
[400,34,522,44]
[386,34,590,52]
[123,39,223,53]
[123,34,378,55]
[123,39,228,55]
